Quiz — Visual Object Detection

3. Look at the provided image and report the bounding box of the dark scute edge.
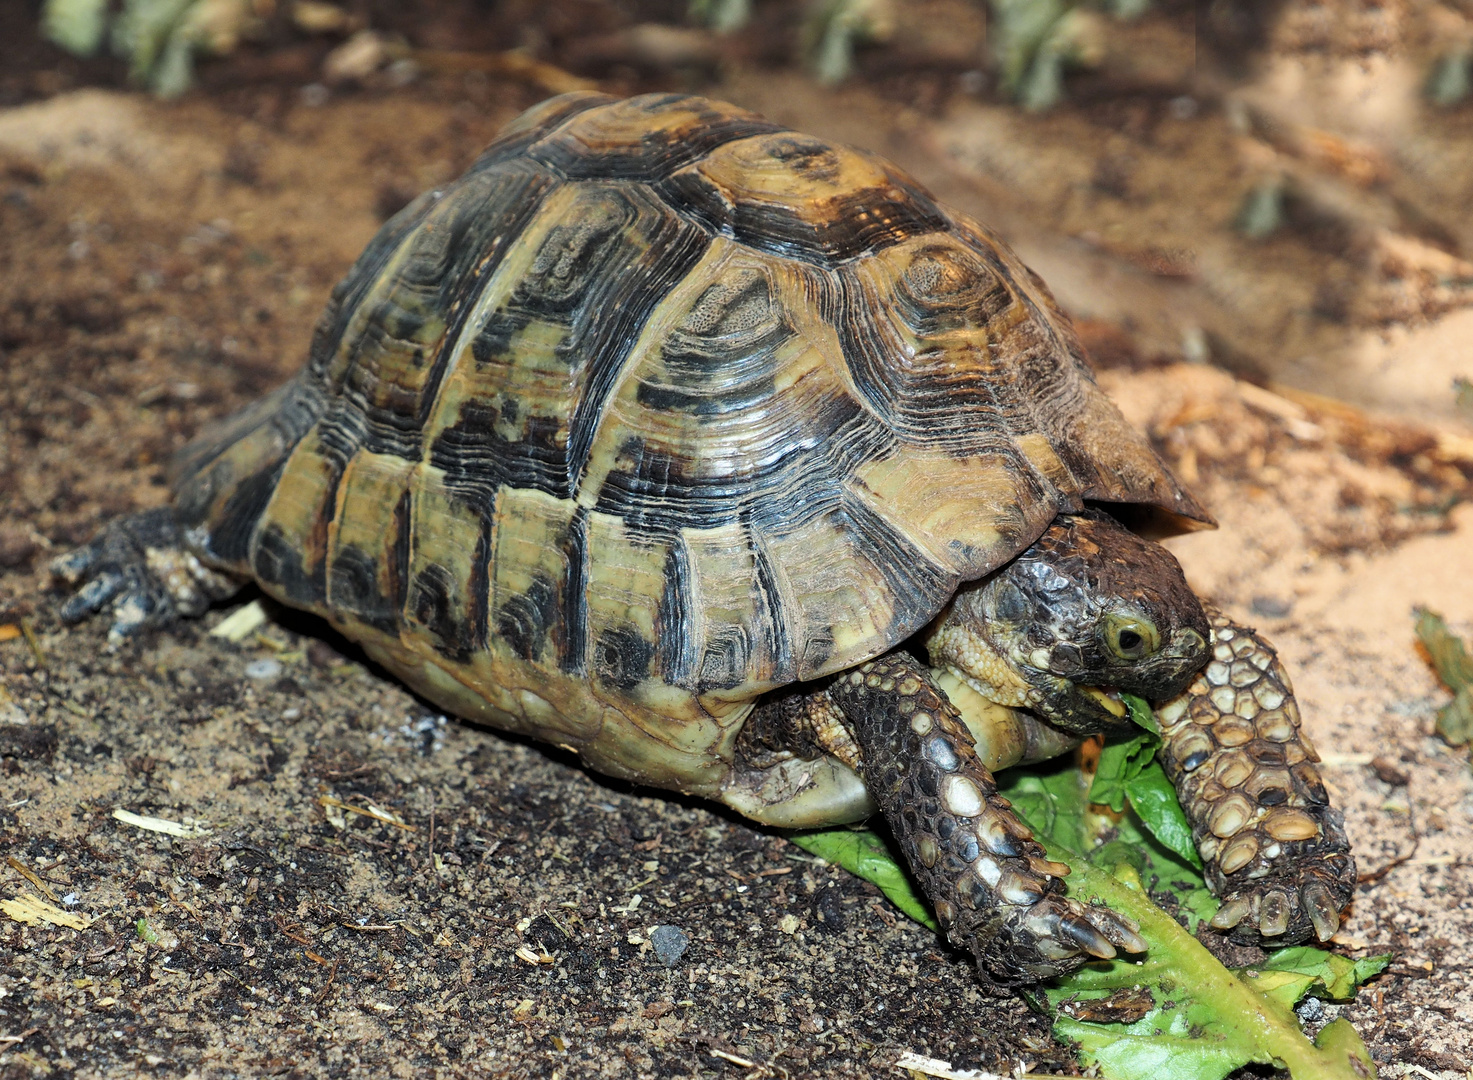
[304,189,448,388]
[254,521,325,608]
[557,506,590,675]
[651,167,951,267]
[564,211,715,494]
[495,573,559,661]
[467,92,619,175]
[593,623,656,691]
[838,492,956,650]
[528,95,788,181]
[656,538,698,687]
[408,562,467,662]
[206,459,289,567]
[747,514,795,685]
[337,164,564,464]
[328,544,398,634]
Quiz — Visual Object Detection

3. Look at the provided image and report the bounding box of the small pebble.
[1295,995,1325,1022]
[307,640,345,668]
[1370,756,1409,787]
[1250,595,1294,618]
[649,924,689,967]
[244,658,283,680]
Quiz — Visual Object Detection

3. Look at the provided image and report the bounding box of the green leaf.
[1039,861,1381,1080]
[788,828,938,931]
[1414,608,1473,746]
[1253,947,1392,1001]
[1414,608,1473,690]
[1124,693,1161,734]
[1438,687,1473,747]
[1092,802,1218,932]
[1122,762,1202,869]
[136,917,159,943]
[1089,693,1200,869]
[1088,729,1156,813]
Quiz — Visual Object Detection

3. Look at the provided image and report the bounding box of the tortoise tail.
[170,376,328,574]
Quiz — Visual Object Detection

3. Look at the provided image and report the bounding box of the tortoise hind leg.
[821,653,1146,985]
[1156,606,1355,944]
[52,507,238,642]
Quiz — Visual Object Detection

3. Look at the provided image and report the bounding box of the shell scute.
[487,486,586,673]
[325,449,414,635]
[656,131,951,264]
[399,465,490,663]
[527,93,785,180]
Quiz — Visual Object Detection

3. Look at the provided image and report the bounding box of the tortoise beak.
[1080,685,1128,718]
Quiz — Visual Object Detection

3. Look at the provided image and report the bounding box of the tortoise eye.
[1103,613,1160,661]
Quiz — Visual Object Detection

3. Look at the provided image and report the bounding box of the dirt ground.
[2,2,1473,1078]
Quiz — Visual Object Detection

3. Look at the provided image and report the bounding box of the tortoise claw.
[1061,914,1117,959]
[1025,899,1144,963]
[996,868,1047,907]
[60,570,128,623]
[1303,882,1341,942]
[1258,888,1291,937]
[1087,909,1147,955]
[50,542,101,585]
[1211,878,1347,944]
[1209,895,1251,930]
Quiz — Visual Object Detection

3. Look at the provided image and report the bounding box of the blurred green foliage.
[688,0,753,34]
[990,0,1146,111]
[1426,49,1472,107]
[1415,608,1473,748]
[43,0,259,97]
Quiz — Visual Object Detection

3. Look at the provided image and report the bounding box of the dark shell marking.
[163,93,1206,789]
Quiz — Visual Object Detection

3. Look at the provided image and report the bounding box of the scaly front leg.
[822,654,1145,985]
[1156,605,1355,944]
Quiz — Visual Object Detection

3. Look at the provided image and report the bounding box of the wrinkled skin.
[928,509,1211,736]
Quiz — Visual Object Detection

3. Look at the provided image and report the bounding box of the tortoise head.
[925,509,1210,736]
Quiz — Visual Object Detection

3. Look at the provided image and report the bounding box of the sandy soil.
[1,15,1472,1079]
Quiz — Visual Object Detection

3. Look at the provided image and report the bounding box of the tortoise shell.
[170,92,1208,815]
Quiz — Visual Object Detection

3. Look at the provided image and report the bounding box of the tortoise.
[54,92,1354,986]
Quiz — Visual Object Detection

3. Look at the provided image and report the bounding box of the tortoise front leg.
[820,654,1145,985]
[1156,606,1355,944]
